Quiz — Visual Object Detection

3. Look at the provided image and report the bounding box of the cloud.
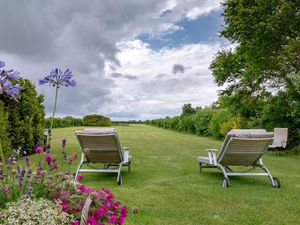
[104,40,230,120]
[172,64,185,74]
[0,0,224,120]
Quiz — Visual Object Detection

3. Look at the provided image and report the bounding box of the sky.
[0,0,232,121]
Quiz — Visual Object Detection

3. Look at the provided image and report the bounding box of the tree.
[210,0,300,148]
[181,103,196,116]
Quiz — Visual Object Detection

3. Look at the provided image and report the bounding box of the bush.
[0,198,72,225]
[83,114,112,126]
[193,108,214,136]
[0,79,45,155]
[44,117,83,128]
[209,108,231,139]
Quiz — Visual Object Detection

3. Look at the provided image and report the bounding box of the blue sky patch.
[139,9,225,50]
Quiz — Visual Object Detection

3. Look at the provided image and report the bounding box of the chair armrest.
[123,147,130,164]
[205,149,218,165]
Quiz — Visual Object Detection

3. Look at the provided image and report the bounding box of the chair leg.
[257,163,276,186]
[128,162,131,173]
[199,162,202,174]
[75,154,85,181]
[217,164,230,187]
[117,163,123,184]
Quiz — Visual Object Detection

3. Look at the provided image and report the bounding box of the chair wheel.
[272,177,281,188]
[118,174,123,186]
[222,178,229,188]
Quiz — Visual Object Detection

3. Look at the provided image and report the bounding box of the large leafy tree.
[210,0,300,147]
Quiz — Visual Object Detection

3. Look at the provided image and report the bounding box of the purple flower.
[39,68,76,87]
[45,144,51,153]
[0,60,25,101]
[62,138,66,148]
[0,61,5,68]
[25,156,30,166]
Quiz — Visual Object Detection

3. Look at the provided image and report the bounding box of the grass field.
[30,124,300,225]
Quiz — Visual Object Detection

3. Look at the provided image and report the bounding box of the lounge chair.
[75,128,132,185]
[197,129,280,188]
[269,128,288,153]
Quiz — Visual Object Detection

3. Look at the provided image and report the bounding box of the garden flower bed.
[0,140,128,225]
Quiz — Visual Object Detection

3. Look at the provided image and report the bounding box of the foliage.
[83,114,112,127]
[0,79,45,155]
[0,198,72,225]
[0,139,128,225]
[45,117,83,128]
[193,108,214,136]
[209,0,300,148]
[181,103,196,116]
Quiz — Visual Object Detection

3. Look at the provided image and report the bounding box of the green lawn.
[30,124,300,224]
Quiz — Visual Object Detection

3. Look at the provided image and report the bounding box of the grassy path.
[32,124,300,224]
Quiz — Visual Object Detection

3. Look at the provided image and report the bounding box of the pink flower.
[72,152,78,160]
[87,216,97,225]
[79,184,86,192]
[118,215,125,225]
[61,199,70,213]
[67,158,73,164]
[71,219,80,225]
[76,174,84,181]
[121,206,128,217]
[109,215,116,224]
[64,191,70,196]
[36,146,43,154]
[45,154,54,163]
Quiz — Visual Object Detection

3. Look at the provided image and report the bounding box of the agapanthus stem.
[50,85,59,130]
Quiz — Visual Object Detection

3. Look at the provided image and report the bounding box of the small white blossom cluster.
[0,198,72,225]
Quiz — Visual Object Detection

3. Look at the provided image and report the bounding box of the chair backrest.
[272,128,288,148]
[75,128,123,163]
[217,129,273,166]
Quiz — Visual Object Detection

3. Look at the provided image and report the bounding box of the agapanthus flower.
[39,68,76,87]
[0,60,25,101]
[39,69,76,130]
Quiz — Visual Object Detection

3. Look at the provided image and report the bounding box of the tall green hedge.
[45,117,83,128]
[0,79,45,155]
[83,114,112,126]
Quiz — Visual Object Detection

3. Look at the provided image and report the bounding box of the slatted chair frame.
[75,128,131,185]
[197,130,280,188]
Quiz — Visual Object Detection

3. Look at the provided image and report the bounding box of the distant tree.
[181,103,196,116]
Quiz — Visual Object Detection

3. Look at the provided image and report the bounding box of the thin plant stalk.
[0,142,8,183]
[50,85,59,130]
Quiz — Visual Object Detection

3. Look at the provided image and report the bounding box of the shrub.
[193,108,214,136]
[0,198,72,225]
[209,108,232,139]
[44,117,83,128]
[0,79,45,155]
[83,114,112,126]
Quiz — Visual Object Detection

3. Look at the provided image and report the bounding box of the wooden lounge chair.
[75,128,132,185]
[197,129,280,188]
[269,128,288,153]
